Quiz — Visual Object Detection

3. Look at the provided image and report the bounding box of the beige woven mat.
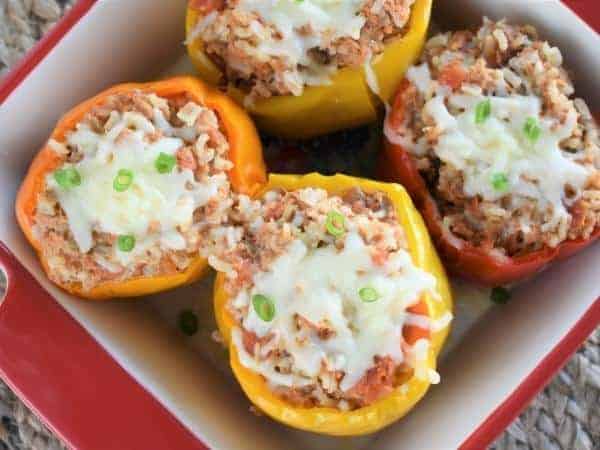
[0,1,598,449]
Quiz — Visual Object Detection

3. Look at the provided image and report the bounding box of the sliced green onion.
[359,286,380,303]
[155,152,177,174]
[252,294,275,322]
[53,167,81,189]
[490,286,511,304]
[117,235,136,252]
[523,117,542,143]
[475,99,492,124]
[113,169,134,192]
[178,310,199,336]
[325,211,346,237]
[491,172,509,192]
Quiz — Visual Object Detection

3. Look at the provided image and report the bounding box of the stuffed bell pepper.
[16,77,266,300]
[186,0,432,138]
[206,173,452,435]
[383,19,600,286]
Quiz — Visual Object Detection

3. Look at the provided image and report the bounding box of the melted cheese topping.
[237,0,366,86]
[392,64,591,230]
[47,108,228,264]
[364,57,381,97]
[232,231,437,391]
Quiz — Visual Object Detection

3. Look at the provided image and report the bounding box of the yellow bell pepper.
[213,173,452,435]
[16,77,266,300]
[186,0,432,139]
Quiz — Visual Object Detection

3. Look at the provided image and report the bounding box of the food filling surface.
[385,19,600,256]
[207,187,445,409]
[191,0,416,100]
[34,91,233,291]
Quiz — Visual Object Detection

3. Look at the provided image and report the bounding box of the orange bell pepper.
[213,173,452,435]
[381,81,600,286]
[186,0,432,139]
[15,76,266,300]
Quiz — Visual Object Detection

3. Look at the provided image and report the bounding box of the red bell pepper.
[381,81,600,286]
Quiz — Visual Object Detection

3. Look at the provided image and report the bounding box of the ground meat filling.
[193,0,416,100]
[209,187,403,297]
[34,91,233,291]
[386,19,600,256]
[206,187,438,410]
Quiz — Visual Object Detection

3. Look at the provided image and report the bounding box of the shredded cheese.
[364,57,381,97]
[232,231,438,391]
[47,106,228,265]
[389,64,592,231]
[237,0,367,88]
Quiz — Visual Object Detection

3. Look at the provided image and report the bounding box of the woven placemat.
[1,1,598,449]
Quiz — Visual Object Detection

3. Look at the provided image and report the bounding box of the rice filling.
[34,91,233,291]
[385,19,600,255]
[206,187,443,409]
[193,0,417,100]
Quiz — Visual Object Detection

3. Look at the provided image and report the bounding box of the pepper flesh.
[186,0,432,139]
[16,76,266,300]
[213,173,452,435]
[381,81,600,286]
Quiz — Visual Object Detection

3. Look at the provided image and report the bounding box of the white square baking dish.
[0,0,598,449]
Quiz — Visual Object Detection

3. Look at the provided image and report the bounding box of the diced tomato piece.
[404,299,430,345]
[242,329,259,356]
[176,147,197,171]
[347,357,395,406]
[438,61,467,90]
[189,0,224,13]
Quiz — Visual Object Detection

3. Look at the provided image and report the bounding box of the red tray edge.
[0,245,208,450]
[0,0,96,104]
[460,298,600,449]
